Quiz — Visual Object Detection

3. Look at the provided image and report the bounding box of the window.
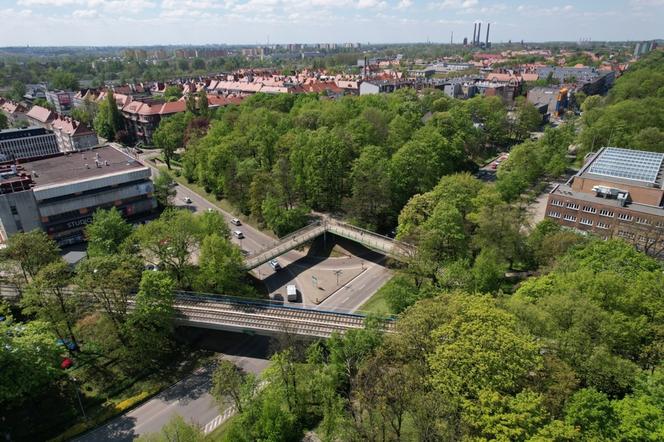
[617,230,635,239]
[15,220,22,232]
[635,217,650,225]
[580,218,593,226]
[582,205,597,214]
[547,211,561,219]
[551,199,563,207]
[563,214,577,222]
[566,202,579,210]
[9,205,18,215]
[597,222,610,230]
[617,213,633,221]
[599,209,614,217]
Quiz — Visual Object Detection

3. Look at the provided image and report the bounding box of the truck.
[286,285,298,302]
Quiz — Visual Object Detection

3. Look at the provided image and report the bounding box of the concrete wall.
[0,190,41,238]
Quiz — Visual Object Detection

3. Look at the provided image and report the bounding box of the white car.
[183,196,192,204]
[286,285,298,302]
[233,230,244,239]
[230,218,241,226]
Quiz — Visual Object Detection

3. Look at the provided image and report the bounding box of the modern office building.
[545,147,664,258]
[0,145,156,245]
[0,127,60,161]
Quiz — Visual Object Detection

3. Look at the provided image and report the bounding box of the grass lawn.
[356,277,394,316]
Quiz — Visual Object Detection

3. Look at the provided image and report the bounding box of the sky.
[0,0,662,46]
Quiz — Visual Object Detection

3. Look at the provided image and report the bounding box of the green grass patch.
[356,277,395,316]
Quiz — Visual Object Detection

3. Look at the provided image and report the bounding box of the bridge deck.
[243,218,414,270]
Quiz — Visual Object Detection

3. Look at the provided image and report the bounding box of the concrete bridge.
[1,285,393,339]
[243,218,415,270]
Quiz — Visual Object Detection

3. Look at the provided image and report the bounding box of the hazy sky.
[0,0,662,46]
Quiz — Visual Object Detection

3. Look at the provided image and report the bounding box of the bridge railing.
[244,222,326,269]
[326,220,416,257]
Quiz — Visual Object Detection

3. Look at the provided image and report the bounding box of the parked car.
[183,196,192,204]
[207,208,215,213]
[286,285,298,302]
[230,218,241,226]
[233,230,244,239]
[269,259,281,271]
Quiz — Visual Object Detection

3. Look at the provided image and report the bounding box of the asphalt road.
[75,333,270,442]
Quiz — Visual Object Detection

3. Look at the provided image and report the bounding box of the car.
[233,230,244,239]
[240,249,250,256]
[183,196,192,204]
[207,208,215,213]
[269,259,281,271]
[286,285,298,302]
[230,218,241,226]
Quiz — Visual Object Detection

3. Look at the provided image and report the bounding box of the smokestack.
[486,22,490,46]
[477,22,482,46]
[472,23,477,46]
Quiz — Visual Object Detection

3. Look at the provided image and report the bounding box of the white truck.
[286,285,298,302]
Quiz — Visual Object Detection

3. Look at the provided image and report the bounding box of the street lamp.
[70,377,86,420]
[333,269,343,286]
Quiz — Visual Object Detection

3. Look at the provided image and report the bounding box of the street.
[75,332,271,441]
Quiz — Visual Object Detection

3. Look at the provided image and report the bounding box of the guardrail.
[243,218,415,270]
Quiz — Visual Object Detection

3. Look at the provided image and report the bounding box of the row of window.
[550,199,662,227]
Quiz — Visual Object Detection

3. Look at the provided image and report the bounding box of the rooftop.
[0,127,53,141]
[581,147,664,188]
[551,182,663,217]
[21,145,146,188]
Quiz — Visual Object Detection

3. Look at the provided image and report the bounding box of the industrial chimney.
[485,22,490,47]
[477,22,482,46]
[472,23,477,47]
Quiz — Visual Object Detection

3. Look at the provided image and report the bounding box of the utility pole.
[333,269,343,286]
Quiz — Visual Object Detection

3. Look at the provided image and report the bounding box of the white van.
[286,285,298,302]
[233,230,244,239]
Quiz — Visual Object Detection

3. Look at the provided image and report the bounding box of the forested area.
[167,88,541,235]
[0,206,250,440]
[577,50,664,155]
[140,238,663,442]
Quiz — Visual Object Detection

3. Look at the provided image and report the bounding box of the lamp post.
[71,377,86,420]
[333,269,342,286]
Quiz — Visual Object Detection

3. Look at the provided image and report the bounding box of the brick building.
[545,147,664,258]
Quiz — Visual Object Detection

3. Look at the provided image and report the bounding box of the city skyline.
[0,0,661,46]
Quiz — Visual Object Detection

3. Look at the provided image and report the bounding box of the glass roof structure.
[587,147,664,185]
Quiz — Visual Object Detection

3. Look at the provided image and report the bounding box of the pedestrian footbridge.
[243,218,415,270]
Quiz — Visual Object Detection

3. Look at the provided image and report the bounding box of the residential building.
[0,145,156,245]
[50,115,99,152]
[536,66,615,95]
[0,127,60,161]
[45,90,76,114]
[545,147,664,258]
[359,80,413,95]
[120,98,187,145]
[527,87,570,120]
[0,100,29,127]
[25,105,56,129]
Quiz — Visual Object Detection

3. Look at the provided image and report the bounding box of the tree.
[50,71,79,90]
[0,111,7,130]
[133,209,201,288]
[212,359,257,413]
[85,207,133,257]
[124,271,175,366]
[2,230,60,284]
[21,259,81,354]
[162,85,182,102]
[75,254,142,344]
[9,81,25,101]
[261,197,309,237]
[564,388,619,441]
[153,113,187,169]
[348,146,393,230]
[194,234,245,294]
[94,91,123,141]
[153,170,177,207]
[514,98,543,140]
[0,320,61,406]
[197,210,230,239]
[136,414,204,442]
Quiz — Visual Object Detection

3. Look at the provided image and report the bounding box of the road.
[75,333,270,441]
[134,150,392,313]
